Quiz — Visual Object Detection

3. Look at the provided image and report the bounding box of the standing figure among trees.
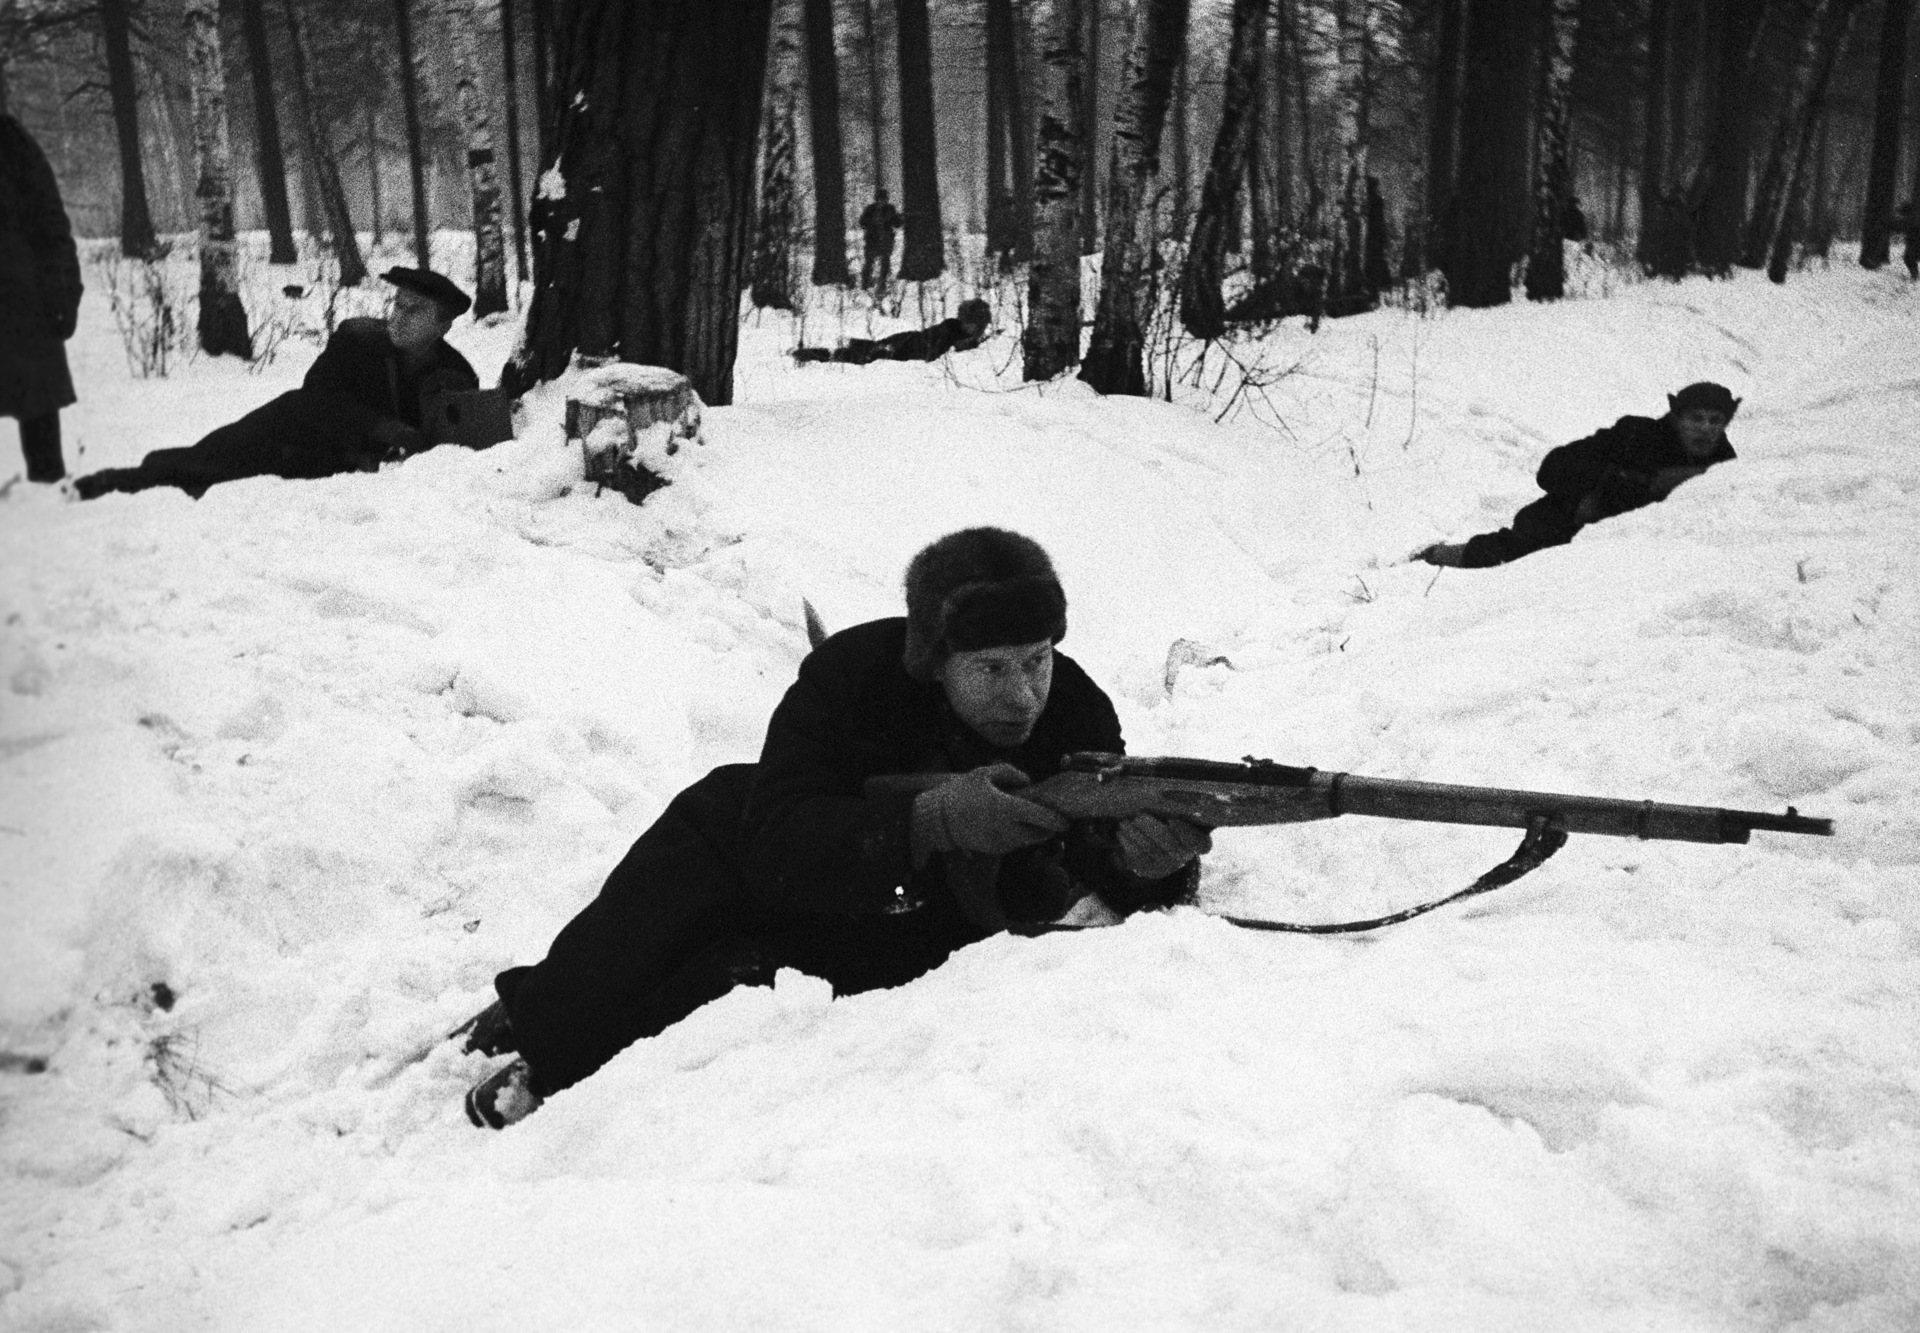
[0,113,83,485]
[859,188,903,290]
[1416,383,1740,569]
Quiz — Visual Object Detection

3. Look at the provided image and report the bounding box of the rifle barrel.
[1320,773,1833,844]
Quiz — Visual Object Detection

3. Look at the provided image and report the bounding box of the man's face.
[937,640,1053,750]
[1673,407,1729,459]
[389,288,454,354]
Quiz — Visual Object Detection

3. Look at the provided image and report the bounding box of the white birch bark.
[184,0,251,356]
[446,0,509,317]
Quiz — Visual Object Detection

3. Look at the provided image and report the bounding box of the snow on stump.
[564,362,705,505]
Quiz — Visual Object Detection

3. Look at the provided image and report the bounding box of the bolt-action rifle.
[871,753,1833,933]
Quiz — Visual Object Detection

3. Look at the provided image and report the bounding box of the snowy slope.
[1,252,1916,1332]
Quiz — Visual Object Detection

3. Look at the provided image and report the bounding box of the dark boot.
[19,413,64,483]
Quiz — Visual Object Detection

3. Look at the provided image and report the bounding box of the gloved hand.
[915,763,1070,857]
[1113,814,1212,881]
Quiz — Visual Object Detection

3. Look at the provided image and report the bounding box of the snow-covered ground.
[2,243,1917,1331]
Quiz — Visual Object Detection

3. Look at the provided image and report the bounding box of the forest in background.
[4,0,1918,400]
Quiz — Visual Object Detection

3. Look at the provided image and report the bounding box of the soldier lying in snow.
[460,527,1211,1129]
[1417,382,1739,569]
[75,267,481,500]
[792,298,991,366]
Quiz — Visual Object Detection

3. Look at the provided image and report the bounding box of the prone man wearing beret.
[75,267,480,500]
[1417,382,1741,569]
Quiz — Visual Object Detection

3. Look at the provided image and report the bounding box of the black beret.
[1668,381,1740,418]
[382,266,472,317]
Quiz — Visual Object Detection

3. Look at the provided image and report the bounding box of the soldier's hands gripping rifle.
[869,753,1833,934]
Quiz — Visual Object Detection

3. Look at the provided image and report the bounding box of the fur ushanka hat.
[1668,381,1740,420]
[901,527,1068,681]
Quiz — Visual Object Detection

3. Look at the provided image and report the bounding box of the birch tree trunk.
[184,0,251,357]
[238,0,296,263]
[1176,0,1266,340]
[1330,0,1374,312]
[394,0,432,266]
[284,1,367,286]
[1523,0,1580,300]
[1080,0,1189,396]
[894,0,944,280]
[502,0,530,287]
[752,3,802,309]
[1024,0,1087,380]
[508,0,774,406]
[446,0,510,317]
[803,0,850,284]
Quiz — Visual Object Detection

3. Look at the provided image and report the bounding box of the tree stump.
[564,362,705,504]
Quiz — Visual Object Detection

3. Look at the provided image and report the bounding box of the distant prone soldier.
[1417,382,1740,569]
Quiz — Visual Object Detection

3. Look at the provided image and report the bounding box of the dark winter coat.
[75,318,477,499]
[859,200,902,250]
[0,114,83,421]
[498,617,1192,1093]
[833,317,986,364]
[1535,413,1736,523]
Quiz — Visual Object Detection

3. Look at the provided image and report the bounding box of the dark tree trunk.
[238,0,296,263]
[367,103,383,248]
[1170,39,1190,230]
[1442,0,1535,307]
[1247,13,1272,279]
[1024,0,1086,380]
[1744,0,1831,268]
[1267,0,1291,230]
[530,0,556,164]
[1081,0,1189,396]
[285,0,367,285]
[1859,0,1912,267]
[1176,0,1266,340]
[503,0,530,287]
[861,0,888,194]
[894,0,944,280]
[1686,0,1771,276]
[394,0,432,266]
[100,0,158,257]
[1080,0,1101,253]
[1768,0,1860,281]
[1426,0,1466,275]
[509,0,774,407]
[1525,0,1580,300]
[448,0,511,318]
[1636,0,1670,266]
[986,0,1032,263]
[803,0,850,284]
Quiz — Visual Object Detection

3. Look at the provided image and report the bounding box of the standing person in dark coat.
[792,298,991,365]
[858,189,903,291]
[1416,382,1740,569]
[0,113,84,485]
[462,527,1212,1129]
[74,267,478,500]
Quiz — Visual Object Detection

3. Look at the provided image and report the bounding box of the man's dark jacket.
[0,113,82,422]
[75,318,477,499]
[1457,414,1736,567]
[499,617,1190,1094]
[1535,413,1736,521]
[859,200,901,249]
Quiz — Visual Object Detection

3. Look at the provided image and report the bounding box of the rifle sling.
[1019,814,1570,938]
